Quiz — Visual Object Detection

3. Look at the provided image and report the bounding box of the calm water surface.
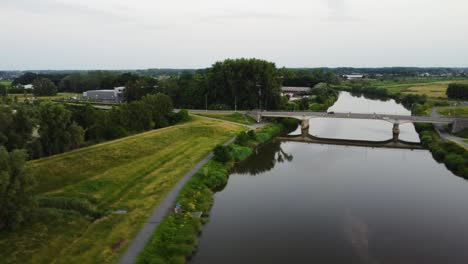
[191,92,468,264]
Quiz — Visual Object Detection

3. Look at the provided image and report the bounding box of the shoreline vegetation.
[415,123,468,178]
[135,118,297,264]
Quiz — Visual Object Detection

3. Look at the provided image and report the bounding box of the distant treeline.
[8,59,342,110]
[446,83,468,100]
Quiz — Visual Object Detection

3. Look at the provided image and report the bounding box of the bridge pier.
[301,119,309,137]
[393,123,399,143]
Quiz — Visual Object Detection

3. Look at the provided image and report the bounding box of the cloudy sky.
[1,0,467,70]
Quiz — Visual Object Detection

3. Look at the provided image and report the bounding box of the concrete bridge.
[187,109,468,143]
[248,110,468,143]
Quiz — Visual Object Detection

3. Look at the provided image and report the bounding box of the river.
[190,92,468,264]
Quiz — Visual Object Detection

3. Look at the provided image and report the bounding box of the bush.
[247,130,256,140]
[235,131,250,146]
[445,153,465,172]
[420,134,433,148]
[433,148,447,161]
[213,145,232,162]
[231,144,253,161]
[172,109,190,123]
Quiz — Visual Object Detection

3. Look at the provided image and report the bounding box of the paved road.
[431,109,468,148]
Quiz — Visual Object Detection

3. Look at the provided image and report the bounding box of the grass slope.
[0,117,244,264]
[194,112,256,125]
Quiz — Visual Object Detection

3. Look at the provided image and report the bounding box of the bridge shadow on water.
[278,133,423,150]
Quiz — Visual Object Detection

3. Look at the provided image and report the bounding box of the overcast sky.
[1,0,467,70]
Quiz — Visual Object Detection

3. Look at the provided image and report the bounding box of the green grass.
[436,106,468,117]
[8,92,80,102]
[454,128,468,139]
[0,116,244,264]
[136,121,291,263]
[0,80,12,87]
[372,79,468,97]
[195,112,256,125]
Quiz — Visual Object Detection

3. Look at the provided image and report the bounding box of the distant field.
[8,92,80,102]
[436,106,468,117]
[0,117,244,264]
[377,79,468,98]
[195,112,256,125]
[0,80,12,86]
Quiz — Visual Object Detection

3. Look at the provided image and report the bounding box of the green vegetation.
[286,85,338,111]
[446,83,468,100]
[436,106,468,117]
[454,128,468,139]
[0,117,244,264]
[0,147,35,230]
[136,119,296,263]
[415,123,468,177]
[32,77,58,96]
[195,112,256,125]
[7,92,80,103]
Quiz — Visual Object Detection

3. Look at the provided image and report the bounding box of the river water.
[191,92,468,264]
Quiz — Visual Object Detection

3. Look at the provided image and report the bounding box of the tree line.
[0,94,185,230]
[10,59,342,110]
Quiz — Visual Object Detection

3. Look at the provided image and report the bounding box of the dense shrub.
[235,131,250,146]
[416,123,468,178]
[247,130,256,140]
[213,145,232,162]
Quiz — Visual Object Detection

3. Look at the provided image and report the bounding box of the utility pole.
[235,95,237,112]
[205,94,208,112]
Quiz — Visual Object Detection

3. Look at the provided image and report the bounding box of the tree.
[38,103,72,155]
[0,83,7,97]
[69,122,85,149]
[141,93,173,128]
[446,83,468,100]
[0,147,35,230]
[32,77,57,96]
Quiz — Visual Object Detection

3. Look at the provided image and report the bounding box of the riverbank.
[135,119,297,263]
[0,117,244,264]
[415,123,468,178]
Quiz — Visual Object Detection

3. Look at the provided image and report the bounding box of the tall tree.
[32,78,57,96]
[38,103,73,155]
[0,147,35,230]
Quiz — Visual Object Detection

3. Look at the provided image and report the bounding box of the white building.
[83,87,125,103]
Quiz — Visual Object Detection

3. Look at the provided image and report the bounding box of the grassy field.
[0,117,244,264]
[436,106,468,117]
[8,92,80,102]
[0,80,12,86]
[195,112,256,125]
[373,79,468,98]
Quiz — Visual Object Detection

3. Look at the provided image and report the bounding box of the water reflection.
[233,140,293,175]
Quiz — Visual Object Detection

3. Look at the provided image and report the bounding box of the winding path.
[118,117,266,264]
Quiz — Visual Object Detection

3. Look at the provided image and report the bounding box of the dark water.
[191,92,468,264]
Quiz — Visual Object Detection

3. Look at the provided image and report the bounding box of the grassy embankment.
[415,123,468,178]
[136,119,297,263]
[436,106,468,117]
[0,116,244,264]
[194,112,256,125]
